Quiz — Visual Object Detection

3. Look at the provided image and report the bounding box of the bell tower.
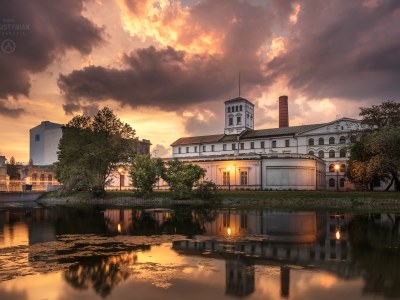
[224,97,255,135]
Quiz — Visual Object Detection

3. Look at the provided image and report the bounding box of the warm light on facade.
[227,227,231,236]
[335,229,341,240]
[227,166,231,172]
[334,164,340,171]
[118,223,122,233]
[118,168,123,174]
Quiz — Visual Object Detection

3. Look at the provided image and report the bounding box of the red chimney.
[279,95,289,128]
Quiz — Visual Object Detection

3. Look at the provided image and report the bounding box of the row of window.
[308,135,356,146]
[308,149,347,158]
[329,178,346,187]
[178,139,291,153]
[31,174,53,182]
[227,105,243,113]
[222,171,248,185]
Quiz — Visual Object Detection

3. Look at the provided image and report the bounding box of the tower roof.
[224,97,254,106]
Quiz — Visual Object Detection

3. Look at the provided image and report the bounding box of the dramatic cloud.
[0,100,25,117]
[267,0,400,102]
[58,0,276,112]
[0,0,104,100]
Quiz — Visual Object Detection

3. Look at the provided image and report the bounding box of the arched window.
[32,173,37,182]
[40,174,45,182]
[318,138,324,145]
[329,150,335,158]
[329,178,335,187]
[340,164,346,172]
[318,150,324,158]
[339,136,346,144]
[329,164,335,172]
[308,151,314,155]
[48,174,53,183]
[350,135,357,143]
[340,148,346,158]
[228,107,231,113]
[329,137,335,144]
[308,138,314,146]
[340,178,345,187]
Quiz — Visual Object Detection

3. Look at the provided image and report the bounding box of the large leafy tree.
[130,155,164,196]
[347,101,400,191]
[162,159,205,199]
[56,107,137,197]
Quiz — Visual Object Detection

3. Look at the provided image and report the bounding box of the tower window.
[35,134,40,142]
[228,118,233,126]
[237,116,241,125]
[228,107,231,113]
[240,105,242,111]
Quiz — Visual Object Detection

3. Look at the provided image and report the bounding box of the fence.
[0,180,61,192]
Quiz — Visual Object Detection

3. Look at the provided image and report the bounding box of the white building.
[30,121,63,166]
[170,96,367,190]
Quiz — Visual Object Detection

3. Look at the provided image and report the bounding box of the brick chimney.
[279,95,289,128]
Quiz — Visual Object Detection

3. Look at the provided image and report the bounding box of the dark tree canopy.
[55,107,137,197]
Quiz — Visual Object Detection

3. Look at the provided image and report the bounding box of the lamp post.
[118,167,123,191]
[334,164,340,191]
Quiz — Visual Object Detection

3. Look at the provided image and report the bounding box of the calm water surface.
[0,202,399,299]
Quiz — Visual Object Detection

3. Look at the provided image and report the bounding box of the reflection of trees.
[349,214,400,298]
[64,251,140,298]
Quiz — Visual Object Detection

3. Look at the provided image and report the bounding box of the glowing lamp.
[227,227,231,236]
[335,230,341,240]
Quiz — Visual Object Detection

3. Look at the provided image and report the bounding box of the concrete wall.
[30,121,62,165]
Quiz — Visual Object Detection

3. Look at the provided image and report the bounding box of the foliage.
[360,100,400,129]
[6,156,20,180]
[130,155,164,196]
[55,107,137,197]
[347,101,400,191]
[162,159,206,199]
[195,180,218,199]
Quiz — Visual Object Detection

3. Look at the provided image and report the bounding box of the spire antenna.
[238,72,241,97]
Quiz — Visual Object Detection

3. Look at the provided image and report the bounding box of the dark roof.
[171,134,225,146]
[224,97,254,106]
[241,123,326,139]
[170,123,330,146]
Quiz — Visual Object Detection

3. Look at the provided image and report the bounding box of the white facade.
[224,97,254,134]
[30,121,63,166]
[171,97,368,190]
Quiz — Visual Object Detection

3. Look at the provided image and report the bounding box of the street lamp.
[117,167,123,191]
[334,164,340,191]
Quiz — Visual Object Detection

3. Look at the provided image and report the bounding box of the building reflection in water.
[226,256,255,297]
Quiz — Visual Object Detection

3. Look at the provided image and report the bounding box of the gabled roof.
[170,118,362,146]
[171,134,225,146]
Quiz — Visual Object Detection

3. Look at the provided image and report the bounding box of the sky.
[0,0,399,162]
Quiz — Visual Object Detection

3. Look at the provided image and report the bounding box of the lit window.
[223,172,230,186]
[240,171,248,185]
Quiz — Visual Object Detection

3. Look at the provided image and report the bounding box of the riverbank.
[36,190,400,210]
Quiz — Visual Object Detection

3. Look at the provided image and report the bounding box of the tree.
[162,159,205,199]
[7,156,20,180]
[56,107,137,197]
[130,155,164,196]
[195,180,217,199]
[360,100,400,129]
[347,101,400,191]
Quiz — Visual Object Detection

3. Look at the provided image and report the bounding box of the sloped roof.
[171,134,225,146]
[224,97,254,106]
[241,123,326,139]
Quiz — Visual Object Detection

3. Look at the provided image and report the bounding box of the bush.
[195,181,217,199]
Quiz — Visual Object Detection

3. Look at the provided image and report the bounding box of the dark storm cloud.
[0,100,25,117]
[0,0,104,99]
[267,0,400,102]
[58,0,274,112]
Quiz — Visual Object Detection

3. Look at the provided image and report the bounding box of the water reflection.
[0,206,399,299]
